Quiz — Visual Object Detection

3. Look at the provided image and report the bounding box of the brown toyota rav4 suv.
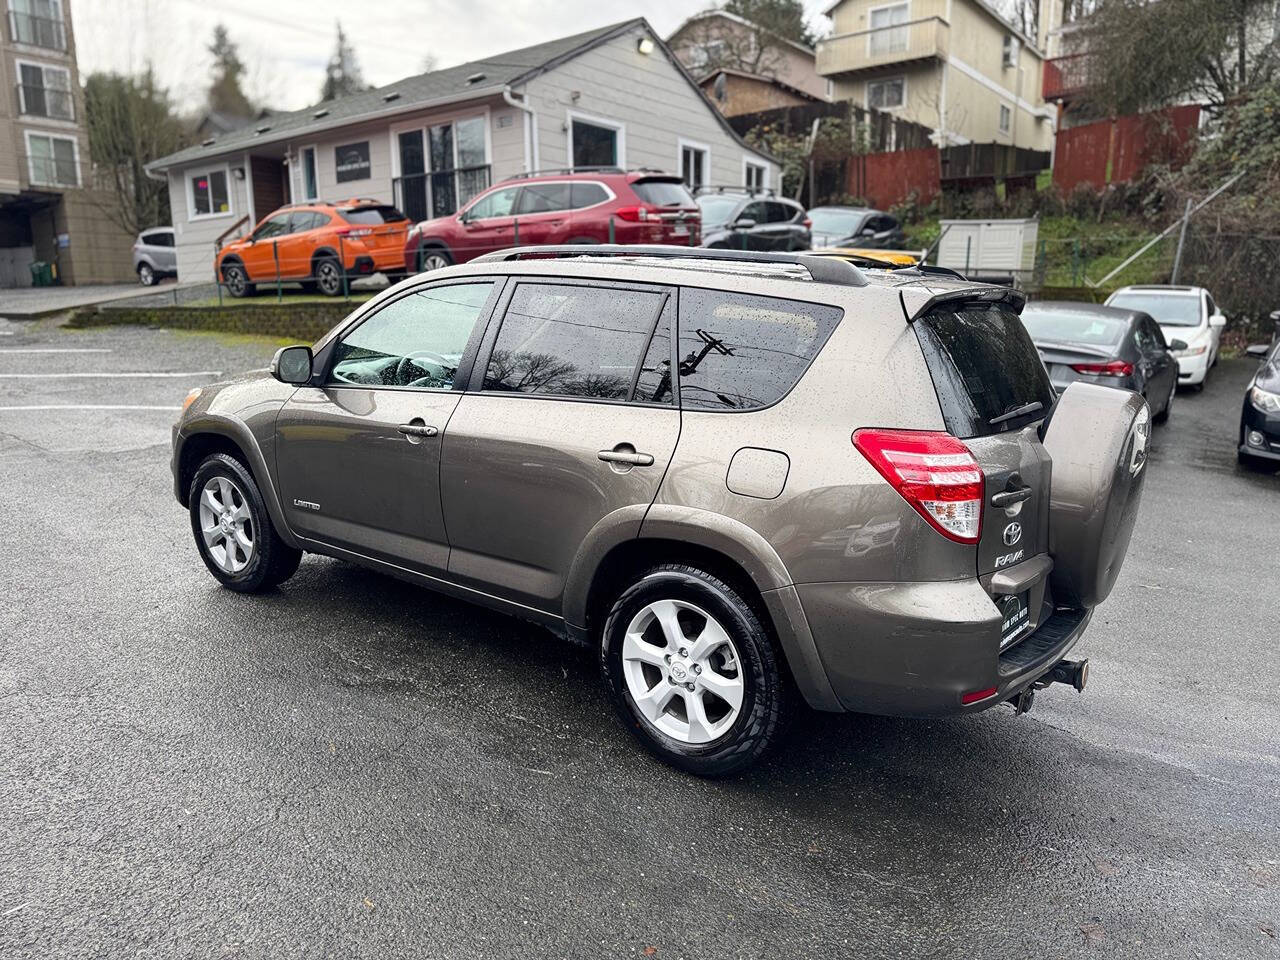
[172,246,1150,775]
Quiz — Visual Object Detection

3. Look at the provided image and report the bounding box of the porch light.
[637,36,654,55]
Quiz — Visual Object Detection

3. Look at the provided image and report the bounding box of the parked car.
[132,227,176,286]
[403,170,700,272]
[171,245,1150,776]
[1105,285,1226,389]
[807,206,907,249]
[1021,301,1182,423]
[1239,337,1280,469]
[217,198,411,298]
[695,187,810,251]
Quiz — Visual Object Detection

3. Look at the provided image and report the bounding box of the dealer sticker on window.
[999,592,1031,649]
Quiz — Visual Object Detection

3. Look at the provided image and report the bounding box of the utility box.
[937,218,1039,285]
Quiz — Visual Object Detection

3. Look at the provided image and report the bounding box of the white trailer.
[936,218,1039,284]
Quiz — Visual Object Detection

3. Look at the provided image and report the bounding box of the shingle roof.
[150,20,643,170]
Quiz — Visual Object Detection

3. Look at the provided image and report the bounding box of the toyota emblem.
[1003,522,1023,546]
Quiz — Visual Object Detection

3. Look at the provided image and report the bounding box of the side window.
[1205,294,1217,317]
[156,231,175,247]
[252,214,292,241]
[765,202,795,223]
[1146,318,1167,349]
[1133,322,1154,352]
[570,182,609,209]
[466,187,519,220]
[329,281,496,389]
[483,283,669,401]
[740,201,768,224]
[288,211,321,233]
[677,289,844,411]
[515,182,571,215]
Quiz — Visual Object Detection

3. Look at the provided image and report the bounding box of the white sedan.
[1105,285,1226,388]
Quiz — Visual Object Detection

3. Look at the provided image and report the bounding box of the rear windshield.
[340,205,407,224]
[1020,306,1129,348]
[632,179,694,207]
[914,304,1055,437]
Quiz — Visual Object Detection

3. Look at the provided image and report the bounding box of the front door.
[441,279,679,613]
[241,213,291,282]
[455,184,521,262]
[275,279,502,573]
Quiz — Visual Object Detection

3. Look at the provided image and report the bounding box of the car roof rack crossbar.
[472,244,868,287]
[501,166,671,181]
[693,184,777,197]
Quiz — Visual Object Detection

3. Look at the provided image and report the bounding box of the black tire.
[419,247,453,272]
[600,564,792,777]
[188,453,302,593]
[314,256,344,297]
[138,262,156,286]
[222,262,254,298]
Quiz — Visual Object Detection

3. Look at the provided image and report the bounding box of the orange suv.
[216,198,411,297]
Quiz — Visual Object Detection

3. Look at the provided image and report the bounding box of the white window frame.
[742,156,769,191]
[566,109,626,171]
[186,163,233,221]
[299,144,319,201]
[23,129,78,187]
[8,0,66,50]
[15,58,72,121]
[677,137,711,192]
[388,108,493,215]
[998,103,1012,134]
[867,75,907,110]
[868,1,910,57]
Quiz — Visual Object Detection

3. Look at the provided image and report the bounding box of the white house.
[148,19,780,281]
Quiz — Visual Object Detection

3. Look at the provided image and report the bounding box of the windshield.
[1108,293,1201,327]
[1020,307,1129,348]
[696,195,741,227]
[808,209,865,237]
[632,180,694,207]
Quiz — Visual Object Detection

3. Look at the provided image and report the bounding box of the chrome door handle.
[598,449,654,467]
[397,423,438,438]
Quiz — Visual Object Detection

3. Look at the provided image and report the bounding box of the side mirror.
[860,226,876,237]
[1209,313,1227,328]
[1269,309,1279,322]
[271,345,313,385]
[1246,343,1271,358]
[1168,339,1188,352]
[732,217,757,230]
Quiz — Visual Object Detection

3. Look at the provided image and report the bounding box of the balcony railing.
[393,165,491,222]
[8,10,66,50]
[17,83,73,121]
[816,17,949,76]
[1043,53,1092,102]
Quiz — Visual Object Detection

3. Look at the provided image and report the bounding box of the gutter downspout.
[503,86,538,173]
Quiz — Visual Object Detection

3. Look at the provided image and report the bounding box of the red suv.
[402,169,700,272]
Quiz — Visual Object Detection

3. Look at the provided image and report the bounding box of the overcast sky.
[72,0,836,115]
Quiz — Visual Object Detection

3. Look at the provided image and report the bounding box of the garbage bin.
[29,261,52,287]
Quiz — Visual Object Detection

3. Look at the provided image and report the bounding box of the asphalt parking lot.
[1,314,1277,959]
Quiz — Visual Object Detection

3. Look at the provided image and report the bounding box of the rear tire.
[314,257,344,297]
[600,565,791,777]
[189,453,302,592]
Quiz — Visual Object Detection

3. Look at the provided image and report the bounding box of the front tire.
[189,453,302,592]
[600,565,791,776]
[419,247,452,272]
[222,262,253,298]
[138,263,156,286]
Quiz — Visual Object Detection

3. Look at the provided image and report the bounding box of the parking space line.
[0,348,113,353]
[0,371,221,378]
[0,404,180,411]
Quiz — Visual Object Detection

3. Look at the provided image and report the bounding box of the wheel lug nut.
[664,653,671,663]
[684,682,695,691]
[692,664,701,674]
[679,647,688,657]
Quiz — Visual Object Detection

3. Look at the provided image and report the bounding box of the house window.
[300,146,318,200]
[868,76,905,109]
[570,115,622,170]
[189,167,230,217]
[680,143,708,191]
[17,62,72,119]
[25,131,76,186]
[999,104,1012,133]
[9,0,66,50]
[744,160,767,191]
[869,2,909,56]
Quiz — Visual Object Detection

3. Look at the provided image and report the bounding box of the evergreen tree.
[206,24,253,118]
[321,22,369,101]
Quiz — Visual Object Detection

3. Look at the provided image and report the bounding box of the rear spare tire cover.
[1042,382,1151,609]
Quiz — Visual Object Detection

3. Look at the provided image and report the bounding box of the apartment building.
[0,0,133,286]
[816,0,1061,149]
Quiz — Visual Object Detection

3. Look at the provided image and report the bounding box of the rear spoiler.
[900,285,1027,323]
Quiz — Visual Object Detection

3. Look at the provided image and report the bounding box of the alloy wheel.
[139,264,155,286]
[224,266,245,296]
[422,252,449,271]
[197,476,255,574]
[317,261,341,295]
[621,599,745,745]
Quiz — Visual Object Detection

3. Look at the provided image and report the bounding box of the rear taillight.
[336,226,373,237]
[614,204,661,222]
[852,429,984,543]
[1071,360,1133,377]
[803,218,813,229]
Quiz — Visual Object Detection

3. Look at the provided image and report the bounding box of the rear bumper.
[794,578,1090,717]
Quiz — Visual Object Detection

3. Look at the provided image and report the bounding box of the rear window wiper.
[989,400,1044,426]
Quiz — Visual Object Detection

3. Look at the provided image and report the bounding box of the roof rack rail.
[472,244,867,287]
[693,184,776,197]
[501,166,672,181]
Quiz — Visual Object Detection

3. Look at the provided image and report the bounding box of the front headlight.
[1250,385,1280,414]
[407,223,422,241]
[1174,343,1208,358]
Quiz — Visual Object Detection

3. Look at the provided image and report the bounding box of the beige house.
[699,68,821,117]
[0,0,133,286]
[816,0,1061,150]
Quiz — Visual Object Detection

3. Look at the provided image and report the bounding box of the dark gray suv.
[171,246,1150,775]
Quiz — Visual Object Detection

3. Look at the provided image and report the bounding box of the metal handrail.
[215,215,250,250]
[818,15,947,43]
[472,243,868,287]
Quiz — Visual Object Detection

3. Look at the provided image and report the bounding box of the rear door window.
[482,283,671,402]
[675,288,843,411]
[515,183,571,215]
[765,202,796,223]
[913,303,1055,437]
[631,179,694,207]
